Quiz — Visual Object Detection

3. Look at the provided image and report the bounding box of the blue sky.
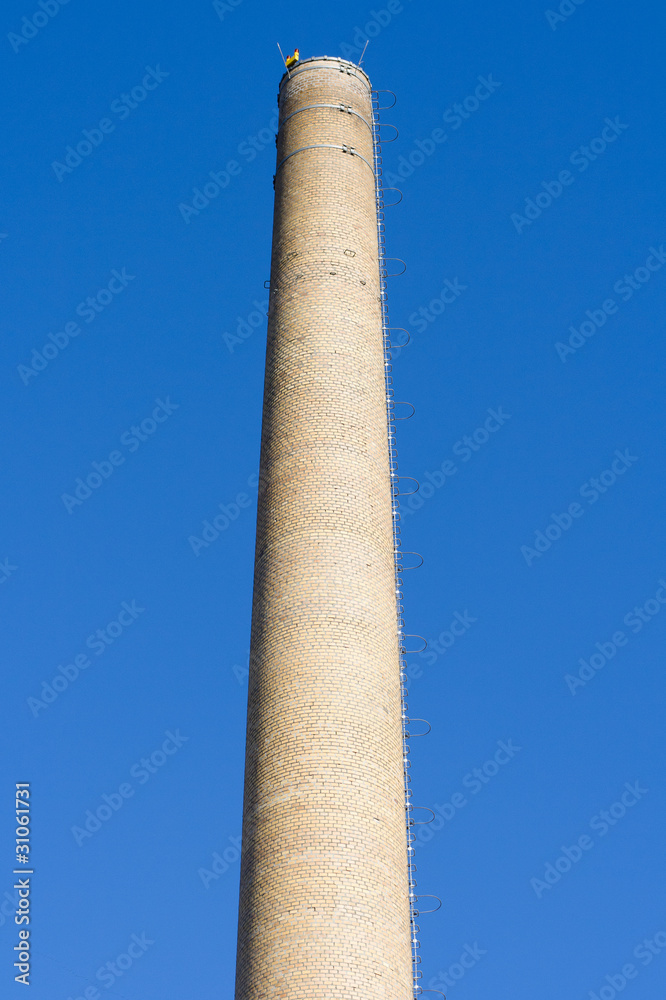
[2,1,665,997]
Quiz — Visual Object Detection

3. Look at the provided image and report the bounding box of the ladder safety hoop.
[408,806,436,826]
[393,476,419,496]
[412,895,442,915]
[382,187,403,207]
[396,551,424,571]
[387,327,410,347]
[378,122,399,142]
[395,401,416,419]
[398,629,425,645]
[371,88,397,110]
[400,635,428,654]
[384,257,407,276]
[405,718,432,737]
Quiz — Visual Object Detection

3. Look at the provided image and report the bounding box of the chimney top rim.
[279,56,372,92]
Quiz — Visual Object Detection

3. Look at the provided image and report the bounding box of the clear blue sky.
[2,1,665,997]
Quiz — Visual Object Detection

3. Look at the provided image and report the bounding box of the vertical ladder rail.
[371,91,424,1000]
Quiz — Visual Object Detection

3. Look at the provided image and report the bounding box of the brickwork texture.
[234,57,413,999]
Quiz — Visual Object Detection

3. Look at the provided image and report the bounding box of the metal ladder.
[371,88,442,1000]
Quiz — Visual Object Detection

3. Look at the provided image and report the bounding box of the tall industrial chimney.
[234,56,414,998]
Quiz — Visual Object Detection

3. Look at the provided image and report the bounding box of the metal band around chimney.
[275,143,375,175]
[280,103,373,133]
